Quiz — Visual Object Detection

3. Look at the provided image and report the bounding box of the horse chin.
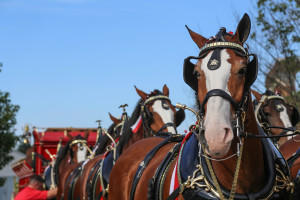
[204,142,231,158]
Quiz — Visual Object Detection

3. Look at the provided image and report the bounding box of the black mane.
[53,140,71,184]
[53,134,84,184]
[95,123,116,155]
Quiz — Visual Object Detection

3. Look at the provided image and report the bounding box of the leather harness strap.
[130,134,183,200]
[148,143,181,200]
[287,148,300,168]
[86,159,102,200]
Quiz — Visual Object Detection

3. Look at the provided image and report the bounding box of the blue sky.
[0,0,255,137]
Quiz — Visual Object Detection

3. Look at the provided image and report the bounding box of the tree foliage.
[0,65,20,186]
[249,0,300,106]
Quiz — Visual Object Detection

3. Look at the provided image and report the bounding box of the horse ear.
[109,113,122,125]
[135,85,148,101]
[234,13,251,43]
[162,84,169,97]
[185,25,207,48]
[251,89,263,102]
[84,130,89,140]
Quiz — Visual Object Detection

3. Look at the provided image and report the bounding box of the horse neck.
[122,124,147,153]
[211,94,265,193]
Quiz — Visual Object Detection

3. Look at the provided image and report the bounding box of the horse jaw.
[201,50,234,158]
[76,143,87,163]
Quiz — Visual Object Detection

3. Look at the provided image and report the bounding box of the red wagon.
[12,127,98,191]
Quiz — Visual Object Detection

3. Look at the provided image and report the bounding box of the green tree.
[249,0,300,107]
[0,65,20,186]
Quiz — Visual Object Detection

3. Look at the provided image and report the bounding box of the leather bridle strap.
[272,127,295,142]
[156,122,177,135]
[199,89,240,115]
[141,94,171,136]
[244,127,300,139]
[254,94,285,125]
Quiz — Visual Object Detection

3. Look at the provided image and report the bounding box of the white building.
[0,150,25,200]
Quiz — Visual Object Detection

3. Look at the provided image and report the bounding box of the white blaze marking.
[202,50,232,125]
[152,100,176,134]
[77,143,87,162]
[279,106,293,140]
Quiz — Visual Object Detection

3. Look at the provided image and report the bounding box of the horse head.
[67,131,90,163]
[184,13,257,158]
[135,84,185,135]
[252,89,300,146]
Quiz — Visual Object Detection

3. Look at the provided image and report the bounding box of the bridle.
[69,139,93,161]
[140,92,177,136]
[182,27,259,199]
[183,27,258,148]
[254,92,300,142]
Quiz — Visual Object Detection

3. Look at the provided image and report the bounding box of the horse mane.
[118,99,142,154]
[118,89,163,154]
[53,134,84,184]
[95,123,116,155]
[53,140,71,184]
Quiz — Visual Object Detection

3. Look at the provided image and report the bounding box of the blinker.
[162,100,169,110]
[274,101,284,112]
[275,104,284,112]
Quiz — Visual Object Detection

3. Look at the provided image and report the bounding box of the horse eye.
[238,67,247,75]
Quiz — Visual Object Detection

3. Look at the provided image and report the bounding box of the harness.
[160,20,294,199]
[86,112,129,200]
[129,133,184,200]
[94,92,179,199]
[165,129,293,200]
[60,139,90,200]
[140,93,177,136]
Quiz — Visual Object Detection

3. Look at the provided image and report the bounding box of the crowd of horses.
[45,13,300,200]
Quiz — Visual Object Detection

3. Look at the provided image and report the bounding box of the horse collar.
[174,132,292,199]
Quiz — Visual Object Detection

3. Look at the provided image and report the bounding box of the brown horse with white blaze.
[108,14,292,200]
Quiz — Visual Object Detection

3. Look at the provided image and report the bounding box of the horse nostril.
[223,127,233,143]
